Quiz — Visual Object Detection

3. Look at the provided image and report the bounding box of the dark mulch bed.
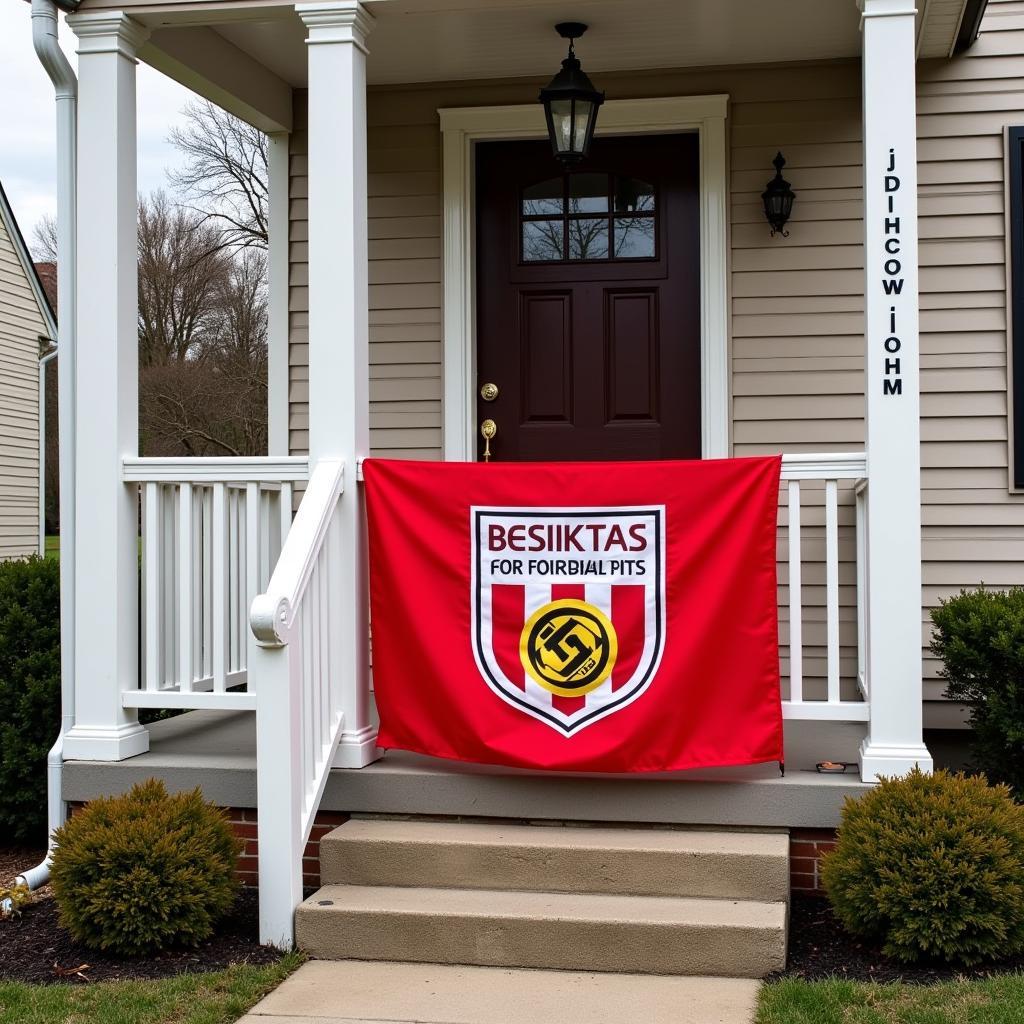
[778,892,1024,984]
[0,886,281,985]
[0,848,47,893]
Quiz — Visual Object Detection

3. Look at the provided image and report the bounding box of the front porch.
[63,712,874,831]
[51,0,969,946]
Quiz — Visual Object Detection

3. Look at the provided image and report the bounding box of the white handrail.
[250,459,344,645]
[780,451,866,479]
[124,456,309,482]
[249,457,348,948]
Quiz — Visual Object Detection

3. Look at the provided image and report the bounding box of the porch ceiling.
[222,0,864,87]
[124,0,975,97]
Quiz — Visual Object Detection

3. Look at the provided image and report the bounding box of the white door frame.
[439,94,730,462]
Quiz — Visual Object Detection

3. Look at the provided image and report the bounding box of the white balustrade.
[249,458,348,948]
[123,457,309,710]
[779,453,868,722]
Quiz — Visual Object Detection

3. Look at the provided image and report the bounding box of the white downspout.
[16,0,78,894]
[38,343,57,557]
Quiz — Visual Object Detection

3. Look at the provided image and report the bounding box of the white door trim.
[439,94,730,462]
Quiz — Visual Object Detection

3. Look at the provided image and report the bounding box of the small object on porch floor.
[816,761,858,773]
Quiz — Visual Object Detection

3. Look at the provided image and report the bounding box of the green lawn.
[757,975,1024,1024]
[0,954,303,1024]
[43,536,58,561]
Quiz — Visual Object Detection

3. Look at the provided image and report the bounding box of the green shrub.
[51,779,242,955]
[930,587,1024,796]
[821,768,1024,964]
[0,556,60,843]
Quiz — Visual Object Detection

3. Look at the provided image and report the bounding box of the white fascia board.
[141,26,292,133]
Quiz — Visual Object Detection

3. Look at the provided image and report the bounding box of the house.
[25,0,1021,969]
[0,180,56,559]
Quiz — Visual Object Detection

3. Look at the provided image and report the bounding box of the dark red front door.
[475,134,701,462]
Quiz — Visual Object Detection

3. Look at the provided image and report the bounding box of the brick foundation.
[73,799,837,896]
[225,808,350,888]
[789,828,837,894]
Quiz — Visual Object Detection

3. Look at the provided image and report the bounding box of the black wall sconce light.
[539,22,605,165]
[762,152,795,237]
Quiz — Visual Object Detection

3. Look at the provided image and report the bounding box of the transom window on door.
[521,172,657,262]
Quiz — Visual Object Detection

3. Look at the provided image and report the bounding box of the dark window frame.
[518,171,658,265]
[1008,126,1024,489]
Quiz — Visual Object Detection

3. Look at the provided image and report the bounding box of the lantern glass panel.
[549,99,573,154]
[573,99,593,153]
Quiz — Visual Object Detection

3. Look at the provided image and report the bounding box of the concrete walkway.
[238,960,761,1024]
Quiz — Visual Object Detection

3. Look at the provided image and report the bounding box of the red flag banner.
[363,456,784,773]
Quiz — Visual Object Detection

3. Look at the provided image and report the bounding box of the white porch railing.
[779,452,868,723]
[248,458,348,948]
[123,457,309,710]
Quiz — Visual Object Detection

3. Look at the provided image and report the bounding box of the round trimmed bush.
[821,767,1024,965]
[51,779,242,955]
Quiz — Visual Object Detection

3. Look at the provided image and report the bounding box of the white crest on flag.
[470,506,666,735]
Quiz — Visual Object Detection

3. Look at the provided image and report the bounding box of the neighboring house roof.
[34,261,58,321]
[0,180,58,343]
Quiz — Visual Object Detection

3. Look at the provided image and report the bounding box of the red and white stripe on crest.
[489,582,648,725]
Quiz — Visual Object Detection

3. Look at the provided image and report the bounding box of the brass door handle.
[480,419,497,462]
[480,382,499,402]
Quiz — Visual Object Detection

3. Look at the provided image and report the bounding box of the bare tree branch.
[32,214,58,263]
[167,100,269,251]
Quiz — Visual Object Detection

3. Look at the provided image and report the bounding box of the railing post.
[298,0,379,768]
[858,0,932,781]
[62,11,149,760]
[252,637,303,948]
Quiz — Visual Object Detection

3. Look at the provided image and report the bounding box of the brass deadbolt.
[480,382,499,402]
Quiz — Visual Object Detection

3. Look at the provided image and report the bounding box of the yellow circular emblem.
[519,599,618,697]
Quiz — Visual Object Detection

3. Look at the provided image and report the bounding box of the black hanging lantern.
[539,23,605,165]
[762,152,795,237]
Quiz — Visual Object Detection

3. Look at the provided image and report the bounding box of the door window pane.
[614,177,656,213]
[523,220,564,261]
[568,218,609,260]
[613,217,655,258]
[568,173,609,213]
[518,171,656,262]
[523,178,564,217]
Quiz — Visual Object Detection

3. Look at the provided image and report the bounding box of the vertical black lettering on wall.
[881,149,903,398]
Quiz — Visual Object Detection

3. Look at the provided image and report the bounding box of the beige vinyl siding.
[287,63,866,707]
[0,212,43,559]
[286,18,1024,711]
[917,0,1024,699]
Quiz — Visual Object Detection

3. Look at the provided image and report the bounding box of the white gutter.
[15,0,78,894]
[38,343,57,557]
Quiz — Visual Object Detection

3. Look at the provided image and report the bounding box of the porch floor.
[61,712,889,828]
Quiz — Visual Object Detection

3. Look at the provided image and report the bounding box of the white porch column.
[61,12,149,761]
[297,0,378,767]
[267,131,291,456]
[858,0,933,781]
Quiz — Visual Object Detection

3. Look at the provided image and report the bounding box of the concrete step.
[319,819,789,902]
[296,884,787,978]
[238,959,762,1024]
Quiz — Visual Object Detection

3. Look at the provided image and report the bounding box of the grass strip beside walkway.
[0,953,304,1024]
[758,975,1024,1024]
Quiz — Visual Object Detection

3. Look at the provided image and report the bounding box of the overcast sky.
[0,1,198,251]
